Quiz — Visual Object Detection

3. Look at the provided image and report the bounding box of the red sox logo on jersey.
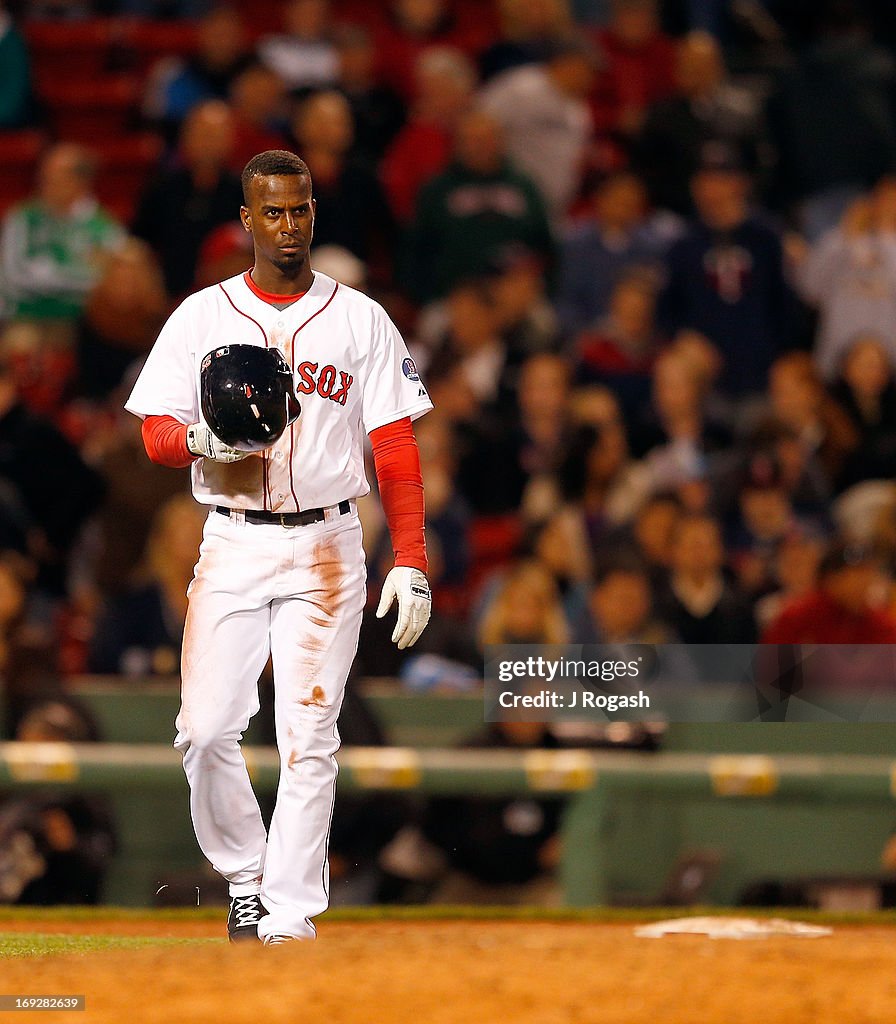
[295,361,354,406]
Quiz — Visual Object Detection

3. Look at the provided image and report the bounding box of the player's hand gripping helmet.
[200,344,301,452]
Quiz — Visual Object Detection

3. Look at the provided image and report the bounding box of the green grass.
[2,905,896,960]
[0,933,219,958]
[0,906,225,923]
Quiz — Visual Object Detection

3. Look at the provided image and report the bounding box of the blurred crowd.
[1,0,896,728]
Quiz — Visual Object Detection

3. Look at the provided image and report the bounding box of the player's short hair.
[241,150,311,205]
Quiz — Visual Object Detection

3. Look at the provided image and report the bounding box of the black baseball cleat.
[227,894,268,942]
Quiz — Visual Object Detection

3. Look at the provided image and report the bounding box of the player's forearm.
[370,417,427,573]
[141,414,196,469]
[378,476,427,571]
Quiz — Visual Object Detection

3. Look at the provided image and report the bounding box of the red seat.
[40,76,140,141]
[120,19,199,78]
[0,131,46,218]
[231,0,285,38]
[0,129,45,166]
[25,19,117,84]
[92,133,164,224]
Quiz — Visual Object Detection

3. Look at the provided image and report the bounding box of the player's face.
[241,174,316,276]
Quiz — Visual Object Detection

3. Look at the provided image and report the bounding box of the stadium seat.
[0,131,46,218]
[91,133,164,224]
[230,0,284,38]
[25,19,117,84]
[39,77,141,141]
[120,19,199,78]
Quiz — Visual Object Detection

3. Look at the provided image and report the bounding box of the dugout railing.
[2,739,896,907]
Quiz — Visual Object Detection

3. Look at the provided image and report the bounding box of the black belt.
[216,500,351,527]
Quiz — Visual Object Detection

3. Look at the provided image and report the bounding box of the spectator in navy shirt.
[558,171,668,337]
[658,143,798,398]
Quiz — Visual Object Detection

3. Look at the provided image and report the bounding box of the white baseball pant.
[174,504,366,940]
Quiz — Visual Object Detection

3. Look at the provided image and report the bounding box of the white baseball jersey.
[127,267,431,940]
[126,270,433,510]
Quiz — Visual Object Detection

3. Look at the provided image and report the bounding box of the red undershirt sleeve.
[141,414,197,469]
[369,416,427,574]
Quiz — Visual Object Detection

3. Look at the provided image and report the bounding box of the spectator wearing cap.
[635,31,763,216]
[402,109,554,302]
[657,143,798,398]
[479,35,598,223]
[657,513,757,644]
[762,539,896,643]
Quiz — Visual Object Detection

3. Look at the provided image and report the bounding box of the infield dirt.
[1,917,895,1023]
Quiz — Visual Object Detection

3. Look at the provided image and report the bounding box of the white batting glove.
[376,567,432,650]
[186,423,251,463]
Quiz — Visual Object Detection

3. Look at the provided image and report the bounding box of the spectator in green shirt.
[401,108,555,303]
[0,144,125,323]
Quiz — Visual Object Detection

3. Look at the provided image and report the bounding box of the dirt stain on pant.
[293,531,348,692]
[299,685,327,707]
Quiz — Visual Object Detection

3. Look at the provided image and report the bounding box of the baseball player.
[126,150,432,944]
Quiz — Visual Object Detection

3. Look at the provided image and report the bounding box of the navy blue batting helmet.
[200,344,301,452]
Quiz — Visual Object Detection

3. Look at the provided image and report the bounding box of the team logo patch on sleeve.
[402,357,420,382]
